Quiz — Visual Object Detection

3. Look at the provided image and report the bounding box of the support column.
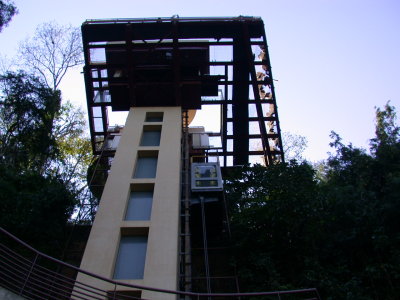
[77,107,182,300]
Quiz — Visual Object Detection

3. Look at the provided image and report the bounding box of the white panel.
[191,163,223,192]
[192,133,210,149]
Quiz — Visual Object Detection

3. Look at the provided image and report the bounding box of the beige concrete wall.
[77,107,181,300]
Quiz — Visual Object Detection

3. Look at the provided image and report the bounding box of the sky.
[0,0,399,162]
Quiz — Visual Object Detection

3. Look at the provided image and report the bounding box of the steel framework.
[82,16,284,166]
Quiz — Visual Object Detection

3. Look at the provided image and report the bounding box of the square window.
[125,190,153,221]
[145,112,163,122]
[140,126,162,146]
[133,151,158,178]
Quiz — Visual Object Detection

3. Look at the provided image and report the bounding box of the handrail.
[0,227,321,299]
[83,16,262,25]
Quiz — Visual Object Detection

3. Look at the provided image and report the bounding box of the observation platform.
[82,16,284,166]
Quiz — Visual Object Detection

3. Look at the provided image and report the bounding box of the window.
[140,125,161,146]
[114,236,148,279]
[145,112,163,122]
[125,189,153,221]
[133,151,158,178]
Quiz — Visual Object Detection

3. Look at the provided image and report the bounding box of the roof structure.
[81,16,284,166]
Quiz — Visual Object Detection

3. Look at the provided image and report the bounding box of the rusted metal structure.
[78,16,286,298]
[82,16,284,166]
[0,18,325,300]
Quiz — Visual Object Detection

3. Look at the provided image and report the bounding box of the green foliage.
[0,165,76,255]
[0,71,61,173]
[226,162,322,292]
[51,101,92,186]
[0,71,91,253]
[0,71,91,184]
[370,101,399,152]
[227,103,400,299]
[0,0,17,32]
[0,20,90,254]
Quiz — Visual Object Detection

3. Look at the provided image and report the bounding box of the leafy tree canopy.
[0,19,92,256]
[0,71,89,253]
[227,102,400,299]
[0,0,17,32]
[0,71,60,173]
[0,165,76,255]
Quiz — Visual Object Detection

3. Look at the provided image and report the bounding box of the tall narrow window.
[133,151,158,178]
[125,190,153,220]
[140,125,162,146]
[114,236,148,279]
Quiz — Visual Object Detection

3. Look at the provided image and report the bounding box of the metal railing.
[83,16,262,25]
[0,227,321,300]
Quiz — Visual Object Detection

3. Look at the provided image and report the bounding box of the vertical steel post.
[20,253,39,296]
[182,110,192,298]
[199,196,212,299]
[241,21,272,165]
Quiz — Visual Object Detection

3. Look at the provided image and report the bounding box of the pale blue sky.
[1,0,399,161]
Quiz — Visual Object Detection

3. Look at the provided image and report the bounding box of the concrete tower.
[78,17,284,299]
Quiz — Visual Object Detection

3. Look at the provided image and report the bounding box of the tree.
[226,162,322,293]
[0,71,60,173]
[18,21,83,90]
[282,131,308,161]
[0,71,79,255]
[51,101,92,188]
[227,103,400,299]
[0,72,91,178]
[0,21,92,258]
[0,165,76,255]
[17,21,94,222]
[318,113,400,299]
[0,0,17,32]
[0,71,93,216]
[370,101,399,153]
[51,102,94,222]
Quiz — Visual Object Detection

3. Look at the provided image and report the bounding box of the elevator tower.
[78,16,284,299]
